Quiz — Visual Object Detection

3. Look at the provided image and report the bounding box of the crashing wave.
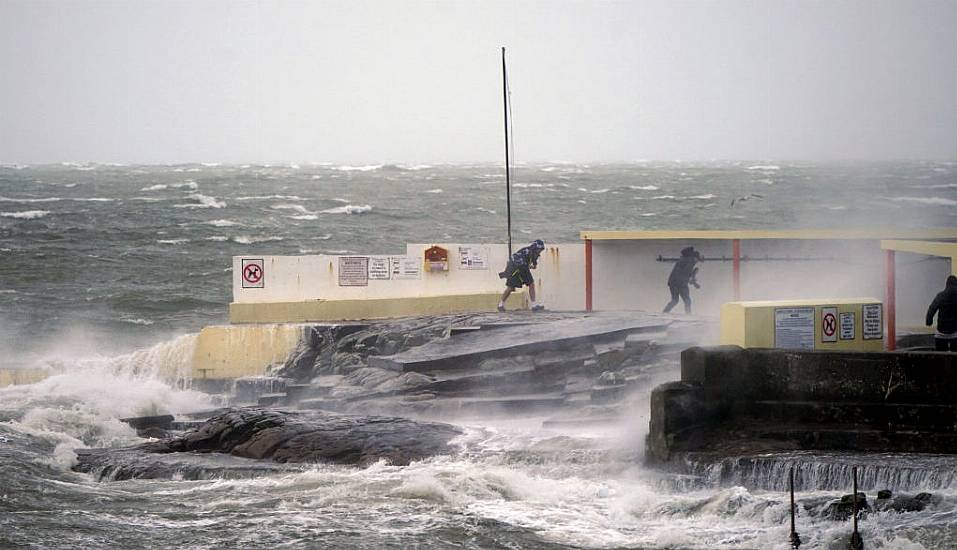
[321,204,373,215]
[1,210,50,219]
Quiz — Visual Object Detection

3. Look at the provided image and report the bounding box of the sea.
[1,161,956,549]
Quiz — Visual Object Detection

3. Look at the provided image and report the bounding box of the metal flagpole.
[502,46,513,256]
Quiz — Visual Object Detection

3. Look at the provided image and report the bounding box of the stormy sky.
[1,0,955,164]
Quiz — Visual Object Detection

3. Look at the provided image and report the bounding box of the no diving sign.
[242,258,264,288]
[821,307,838,343]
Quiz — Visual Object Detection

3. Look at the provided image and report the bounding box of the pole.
[732,239,741,301]
[585,238,593,312]
[502,46,513,256]
[885,250,896,351]
[849,466,863,550]
[789,467,801,548]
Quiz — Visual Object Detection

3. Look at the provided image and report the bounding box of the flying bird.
[730,193,765,208]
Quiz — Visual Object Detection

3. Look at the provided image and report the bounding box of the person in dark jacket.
[927,275,957,351]
[498,239,545,312]
[663,246,703,314]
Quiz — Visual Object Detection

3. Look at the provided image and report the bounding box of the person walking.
[663,246,702,314]
[927,275,957,351]
[498,239,545,312]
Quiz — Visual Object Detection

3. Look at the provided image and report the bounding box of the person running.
[663,246,702,314]
[498,239,545,312]
[927,275,957,351]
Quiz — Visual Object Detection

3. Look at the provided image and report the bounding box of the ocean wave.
[206,219,238,227]
[157,239,190,245]
[335,164,382,172]
[426,189,443,194]
[270,204,315,215]
[689,194,716,199]
[747,165,780,171]
[291,215,319,220]
[513,183,545,188]
[476,207,497,214]
[1,210,50,219]
[651,195,677,200]
[926,183,957,189]
[0,196,60,203]
[122,317,155,326]
[640,212,657,217]
[629,185,659,191]
[235,195,303,201]
[205,236,229,241]
[321,204,373,215]
[232,235,284,244]
[885,196,957,206]
[140,184,168,191]
[174,194,226,209]
[172,181,199,190]
[331,198,350,203]
[316,233,332,240]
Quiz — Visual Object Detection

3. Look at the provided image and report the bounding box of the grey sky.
[1,0,955,164]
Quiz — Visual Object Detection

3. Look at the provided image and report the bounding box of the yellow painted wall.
[229,292,527,324]
[192,324,305,379]
[720,298,885,351]
[0,368,49,388]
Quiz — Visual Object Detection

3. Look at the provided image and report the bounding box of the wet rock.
[874,492,940,513]
[877,489,893,500]
[822,492,870,521]
[74,407,462,480]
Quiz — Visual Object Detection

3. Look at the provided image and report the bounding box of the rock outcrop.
[74,407,462,480]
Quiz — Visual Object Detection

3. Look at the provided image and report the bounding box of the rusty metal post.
[790,466,801,548]
[885,249,896,351]
[848,466,863,550]
[732,238,741,301]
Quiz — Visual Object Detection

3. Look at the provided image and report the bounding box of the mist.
[2,0,956,164]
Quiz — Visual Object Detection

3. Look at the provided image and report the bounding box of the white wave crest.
[232,235,285,244]
[426,188,443,194]
[205,236,229,241]
[236,195,304,201]
[335,164,382,172]
[270,204,315,215]
[157,239,189,245]
[629,185,659,191]
[140,184,168,191]
[1,210,50,219]
[321,204,373,215]
[689,194,716,199]
[886,196,957,206]
[206,219,238,227]
[291,215,319,220]
[747,165,780,171]
[175,193,226,209]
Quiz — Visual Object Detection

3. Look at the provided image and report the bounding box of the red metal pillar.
[885,249,896,351]
[732,239,741,301]
[584,239,593,312]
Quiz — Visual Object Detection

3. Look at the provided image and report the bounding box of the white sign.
[338,256,369,286]
[775,307,815,349]
[368,257,391,280]
[458,246,489,270]
[390,256,421,280]
[821,306,838,343]
[241,258,264,289]
[840,312,856,340]
[863,303,883,340]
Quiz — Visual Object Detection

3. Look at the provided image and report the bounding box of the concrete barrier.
[0,368,49,388]
[192,324,306,380]
[648,346,957,462]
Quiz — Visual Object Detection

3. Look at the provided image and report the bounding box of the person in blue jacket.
[663,246,703,314]
[498,239,545,312]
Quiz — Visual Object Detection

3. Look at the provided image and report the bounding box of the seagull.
[730,193,765,208]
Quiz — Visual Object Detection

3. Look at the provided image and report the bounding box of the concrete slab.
[368,311,672,373]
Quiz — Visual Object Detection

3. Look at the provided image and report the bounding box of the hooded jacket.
[667,247,701,287]
[927,275,957,334]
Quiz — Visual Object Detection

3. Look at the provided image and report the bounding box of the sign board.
[821,307,838,343]
[775,307,815,349]
[338,256,369,286]
[840,312,856,340]
[458,246,489,270]
[368,257,391,280]
[390,256,421,280]
[241,258,264,289]
[863,303,883,340]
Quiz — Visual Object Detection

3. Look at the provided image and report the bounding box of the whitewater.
[2,162,957,549]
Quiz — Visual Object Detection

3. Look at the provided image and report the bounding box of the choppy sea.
[1,161,956,549]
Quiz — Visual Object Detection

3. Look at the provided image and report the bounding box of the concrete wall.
[591,238,949,326]
[0,368,49,388]
[232,243,585,312]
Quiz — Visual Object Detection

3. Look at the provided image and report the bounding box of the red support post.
[732,239,741,301]
[885,249,896,351]
[584,238,593,312]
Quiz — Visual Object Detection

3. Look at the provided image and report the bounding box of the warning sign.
[241,258,264,288]
[775,307,815,349]
[368,257,391,280]
[391,256,421,280]
[863,303,883,340]
[821,307,838,343]
[840,311,856,340]
[338,257,369,286]
[458,246,489,270]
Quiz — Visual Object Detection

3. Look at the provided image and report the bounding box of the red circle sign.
[243,263,263,284]
[822,312,837,337]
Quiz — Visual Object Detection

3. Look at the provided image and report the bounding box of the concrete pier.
[647,346,957,463]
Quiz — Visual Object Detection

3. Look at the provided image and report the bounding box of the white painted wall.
[233,243,586,311]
